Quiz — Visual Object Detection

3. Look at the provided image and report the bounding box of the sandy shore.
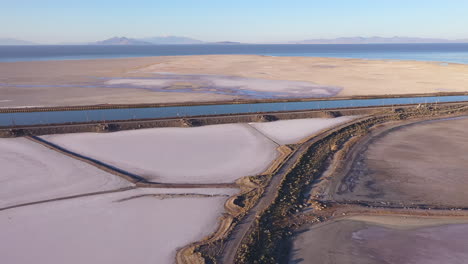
[290,215,468,264]
[1,55,467,107]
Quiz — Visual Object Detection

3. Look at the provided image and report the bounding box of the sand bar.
[1,55,468,107]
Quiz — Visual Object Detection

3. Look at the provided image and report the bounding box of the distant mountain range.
[290,36,468,44]
[92,36,205,45]
[0,36,206,45]
[89,36,247,45]
[90,36,468,45]
[2,36,468,45]
[0,38,37,45]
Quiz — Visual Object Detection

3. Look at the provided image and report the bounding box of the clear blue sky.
[2,0,468,43]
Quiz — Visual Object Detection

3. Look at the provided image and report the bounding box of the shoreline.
[2,55,467,65]
[1,44,468,64]
[1,56,468,67]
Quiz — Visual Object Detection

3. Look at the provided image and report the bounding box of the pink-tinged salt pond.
[0,188,236,264]
[41,117,359,183]
[249,116,358,144]
[42,124,279,183]
[0,138,132,208]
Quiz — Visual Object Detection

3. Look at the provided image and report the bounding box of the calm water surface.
[1,44,468,64]
[1,95,467,127]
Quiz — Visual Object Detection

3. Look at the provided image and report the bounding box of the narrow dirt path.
[0,187,135,211]
[220,116,372,264]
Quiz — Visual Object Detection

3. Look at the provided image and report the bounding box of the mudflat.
[290,215,468,264]
[329,117,468,207]
[1,55,468,107]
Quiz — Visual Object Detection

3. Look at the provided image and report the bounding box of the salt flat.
[330,117,468,207]
[0,188,236,264]
[290,215,468,264]
[42,124,278,183]
[249,116,357,144]
[0,138,132,208]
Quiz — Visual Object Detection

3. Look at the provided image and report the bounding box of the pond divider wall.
[0,107,382,137]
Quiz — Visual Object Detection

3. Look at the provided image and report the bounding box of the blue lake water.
[1,95,467,127]
[1,43,468,64]
[1,44,467,127]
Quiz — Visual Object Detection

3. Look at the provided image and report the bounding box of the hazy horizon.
[3,35,468,46]
[2,0,468,44]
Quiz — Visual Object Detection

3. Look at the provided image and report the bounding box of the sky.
[1,0,468,44]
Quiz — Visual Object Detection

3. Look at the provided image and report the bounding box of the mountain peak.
[138,36,204,44]
[92,37,152,45]
[0,38,36,45]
